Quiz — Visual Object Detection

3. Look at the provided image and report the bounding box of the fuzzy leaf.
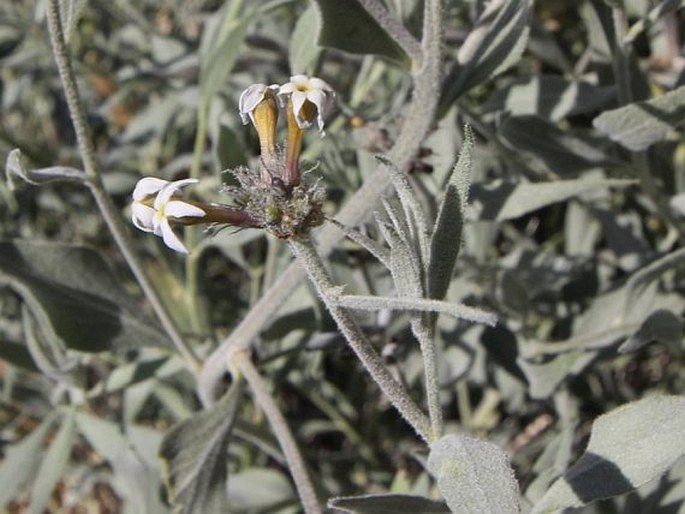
[311,0,405,61]
[328,494,451,514]
[532,395,685,513]
[427,126,473,300]
[199,2,256,100]
[498,114,618,175]
[30,410,76,514]
[0,412,58,506]
[619,309,683,353]
[0,240,168,354]
[593,86,685,151]
[427,434,520,514]
[289,3,321,74]
[159,379,243,514]
[227,468,295,511]
[470,178,636,221]
[482,75,615,121]
[76,413,167,514]
[441,0,533,107]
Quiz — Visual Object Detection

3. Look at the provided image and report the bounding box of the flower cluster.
[130,75,334,253]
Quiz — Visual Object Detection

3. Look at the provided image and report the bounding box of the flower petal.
[291,92,310,128]
[133,177,168,201]
[154,178,199,209]
[289,74,309,85]
[165,200,206,219]
[239,83,267,125]
[131,203,155,232]
[306,89,326,113]
[309,77,333,92]
[159,218,189,254]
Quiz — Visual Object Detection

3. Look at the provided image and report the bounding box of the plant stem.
[45,0,201,371]
[412,318,443,440]
[200,0,444,406]
[358,0,423,65]
[288,235,432,442]
[234,351,322,514]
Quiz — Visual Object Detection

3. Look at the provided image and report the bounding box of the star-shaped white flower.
[239,83,279,126]
[131,177,205,254]
[278,75,334,133]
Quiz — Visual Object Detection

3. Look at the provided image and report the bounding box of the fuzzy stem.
[200,0,444,406]
[288,235,431,442]
[45,0,201,371]
[234,351,322,514]
[412,318,443,440]
[358,0,423,66]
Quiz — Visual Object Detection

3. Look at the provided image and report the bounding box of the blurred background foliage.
[1,0,685,512]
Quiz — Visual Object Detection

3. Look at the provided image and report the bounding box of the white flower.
[131,177,205,254]
[278,75,334,132]
[239,83,279,126]
[131,177,167,232]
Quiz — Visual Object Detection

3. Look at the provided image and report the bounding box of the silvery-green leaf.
[0,240,169,354]
[289,3,321,74]
[311,0,405,61]
[377,219,423,299]
[532,396,685,513]
[427,434,520,514]
[470,178,635,221]
[519,350,599,399]
[328,494,451,513]
[593,86,685,151]
[482,75,615,121]
[199,2,256,100]
[0,411,58,505]
[76,413,166,514]
[427,126,473,300]
[159,380,243,514]
[441,0,533,107]
[619,309,683,353]
[227,468,295,511]
[498,115,619,175]
[30,410,76,514]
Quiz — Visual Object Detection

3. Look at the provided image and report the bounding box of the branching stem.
[234,351,322,514]
[288,235,431,442]
[45,0,201,370]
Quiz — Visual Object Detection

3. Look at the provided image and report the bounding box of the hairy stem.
[45,0,201,370]
[412,318,443,441]
[358,0,423,65]
[288,235,431,442]
[199,0,444,404]
[234,351,322,514]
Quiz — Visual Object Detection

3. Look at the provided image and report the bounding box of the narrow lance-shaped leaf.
[30,410,77,514]
[160,378,243,514]
[0,411,59,506]
[427,434,520,514]
[427,126,473,301]
[328,494,451,514]
[199,2,257,100]
[532,395,685,513]
[593,85,685,151]
[440,0,533,109]
[470,178,636,222]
